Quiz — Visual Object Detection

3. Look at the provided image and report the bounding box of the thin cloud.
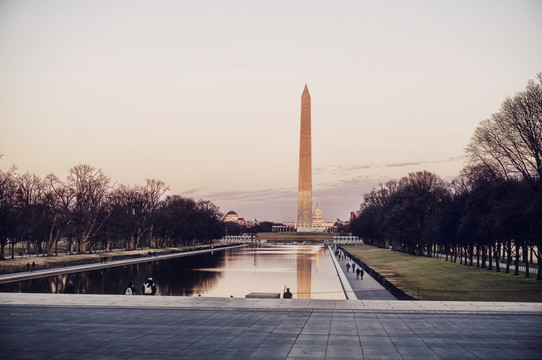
[385,155,465,168]
[315,164,374,173]
[341,164,374,171]
[205,188,296,202]
[429,155,467,164]
[182,188,204,195]
[317,156,465,173]
[385,161,425,167]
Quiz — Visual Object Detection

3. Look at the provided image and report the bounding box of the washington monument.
[297,84,312,232]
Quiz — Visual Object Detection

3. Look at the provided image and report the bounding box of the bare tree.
[15,172,47,256]
[44,174,74,255]
[108,184,151,250]
[0,166,18,259]
[466,73,542,183]
[108,185,137,250]
[144,179,168,248]
[66,164,111,253]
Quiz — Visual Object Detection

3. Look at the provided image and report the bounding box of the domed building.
[224,210,248,226]
[311,203,337,233]
[312,203,324,225]
[224,211,239,222]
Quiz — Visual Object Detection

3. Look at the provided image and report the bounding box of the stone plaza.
[1,293,541,360]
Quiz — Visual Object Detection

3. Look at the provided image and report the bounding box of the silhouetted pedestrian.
[283,287,293,299]
[346,263,350,272]
[26,263,31,272]
[360,268,364,279]
[351,263,356,273]
[64,280,75,294]
[356,268,361,279]
[31,261,36,272]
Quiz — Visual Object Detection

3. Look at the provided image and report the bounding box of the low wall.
[338,245,416,300]
[257,232,334,243]
[327,245,357,300]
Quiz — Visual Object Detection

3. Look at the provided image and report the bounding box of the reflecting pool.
[0,245,346,300]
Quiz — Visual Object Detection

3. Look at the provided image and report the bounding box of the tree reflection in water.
[0,251,226,296]
[0,245,345,299]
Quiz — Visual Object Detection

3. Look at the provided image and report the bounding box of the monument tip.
[302,84,310,97]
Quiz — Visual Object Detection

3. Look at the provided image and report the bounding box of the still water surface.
[0,245,346,300]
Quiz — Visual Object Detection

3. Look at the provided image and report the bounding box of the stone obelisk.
[297,84,312,232]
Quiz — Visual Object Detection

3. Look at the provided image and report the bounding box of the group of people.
[346,262,365,280]
[334,249,348,261]
[124,277,157,295]
[25,261,36,272]
[336,248,365,280]
[345,261,364,280]
[61,277,157,295]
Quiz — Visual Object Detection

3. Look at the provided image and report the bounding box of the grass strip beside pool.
[0,244,224,274]
[343,244,542,302]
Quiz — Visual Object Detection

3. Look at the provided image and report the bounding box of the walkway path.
[332,248,396,300]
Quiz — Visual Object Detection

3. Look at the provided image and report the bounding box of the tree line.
[0,164,225,259]
[224,220,274,236]
[350,73,542,280]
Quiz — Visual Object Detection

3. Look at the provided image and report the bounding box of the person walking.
[351,263,356,273]
[141,277,157,295]
[346,263,351,272]
[360,268,364,279]
[356,268,361,279]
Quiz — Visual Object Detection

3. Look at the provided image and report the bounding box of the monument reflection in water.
[0,245,345,300]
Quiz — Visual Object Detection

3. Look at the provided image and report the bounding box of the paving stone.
[429,347,478,360]
[325,345,363,356]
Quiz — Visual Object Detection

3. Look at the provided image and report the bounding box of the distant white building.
[224,211,247,226]
[272,203,337,233]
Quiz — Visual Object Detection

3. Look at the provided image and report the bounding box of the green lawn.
[343,244,542,302]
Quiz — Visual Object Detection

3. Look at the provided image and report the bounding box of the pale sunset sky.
[1,0,541,222]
